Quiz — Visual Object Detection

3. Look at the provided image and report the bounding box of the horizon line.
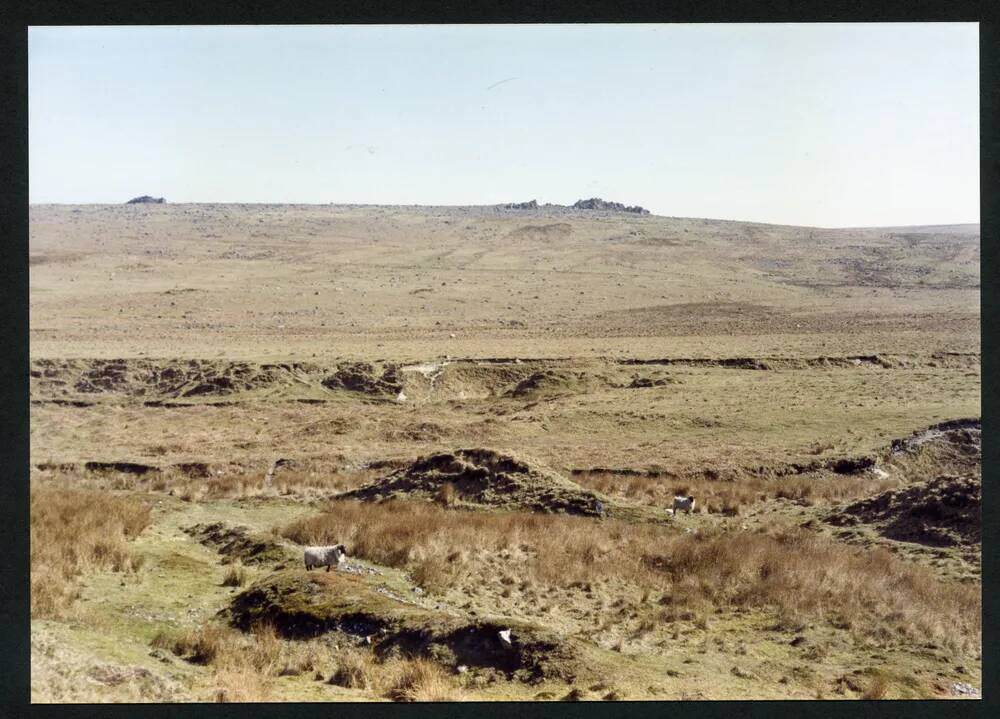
[27,201,981,232]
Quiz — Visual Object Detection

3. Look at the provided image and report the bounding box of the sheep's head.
[332,543,347,563]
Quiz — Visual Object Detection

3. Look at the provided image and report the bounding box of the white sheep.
[303,544,347,571]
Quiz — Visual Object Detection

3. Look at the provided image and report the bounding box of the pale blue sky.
[29,23,978,227]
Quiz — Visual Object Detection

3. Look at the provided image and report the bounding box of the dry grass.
[328,648,460,701]
[280,500,980,651]
[328,647,379,690]
[575,470,903,513]
[153,621,330,701]
[862,673,890,700]
[164,468,380,501]
[33,464,381,502]
[151,623,230,665]
[152,621,459,701]
[221,563,248,587]
[381,657,460,702]
[30,486,151,618]
[435,482,458,507]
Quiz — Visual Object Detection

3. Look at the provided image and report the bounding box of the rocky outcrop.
[502,200,539,210]
[572,198,649,214]
[126,196,166,204]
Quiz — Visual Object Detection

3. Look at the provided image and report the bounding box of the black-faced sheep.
[672,496,696,515]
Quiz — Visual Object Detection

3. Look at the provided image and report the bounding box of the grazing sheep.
[303,544,347,571]
[672,496,696,515]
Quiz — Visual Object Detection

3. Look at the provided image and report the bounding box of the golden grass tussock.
[154,621,330,701]
[381,657,461,702]
[862,673,890,700]
[328,647,379,690]
[34,463,382,502]
[222,563,248,587]
[151,620,460,702]
[30,486,152,618]
[575,470,903,512]
[151,623,231,665]
[280,499,979,650]
[435,481,458,507]
[180,467,380,500]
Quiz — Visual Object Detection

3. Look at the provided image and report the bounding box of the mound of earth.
[860,418,983,487]
[338,448,611,517]
[505,369,600,398]
[626,373,678,389]
[825,474,980,548]
[126,195,165,204]
[226,570,580,682]
[184,522,289,565]
[30,358,409,404]
[572,197,649,214]
[30,358,322,401]
[321,362,402,396]
[890,418,980,454]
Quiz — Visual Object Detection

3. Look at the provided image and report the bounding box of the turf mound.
[183,522,290,565]
[30,358,324,402]
[504,369,601,398]
[398,361,534,402]
[29,358,409,404]
[321,361,402,396]
[825,474,980,548]
[881,418,981,483]
[338,448,611,517]
[226,570,579,682]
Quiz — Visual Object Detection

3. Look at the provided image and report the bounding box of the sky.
[29,23,979,227]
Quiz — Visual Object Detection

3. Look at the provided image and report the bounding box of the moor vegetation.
[279,499,980,653]
[30,486,151,619]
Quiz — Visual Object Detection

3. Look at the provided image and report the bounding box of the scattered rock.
[949,681,980,697]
